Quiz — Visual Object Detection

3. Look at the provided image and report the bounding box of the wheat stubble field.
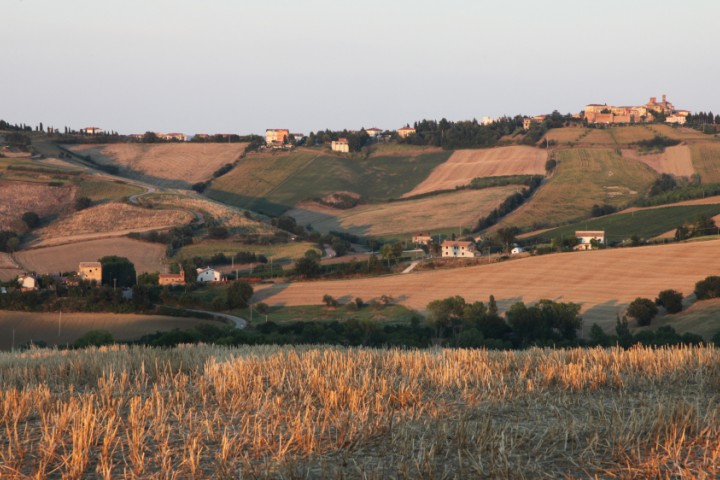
[256,239,720,331]
[0,344,717,479]
[404,146,547,197]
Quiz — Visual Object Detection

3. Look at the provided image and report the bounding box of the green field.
[690,143,720,183]
[643,298,720,339]
[495,148,657,231]
[207,149,452,216]
[525,204,720,244]
[235,303,418,325]
[176,240,320,264]
[75,178,144,201]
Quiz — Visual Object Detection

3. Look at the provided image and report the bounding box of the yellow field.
[580,128,615,145]
[495,148,656,230]
[2,344,715,478]
[0,180,75,228]
[609,126,656,144]
[543,127,587,144]
[16,238,167,274]
[288,187,521,237]
[621,145,695,177]
[690,142,720,183]
[255,239,720,331]
[68,143,248,188]
[0,311,224,350]
[28,202,192,247]
[405,146,546,197]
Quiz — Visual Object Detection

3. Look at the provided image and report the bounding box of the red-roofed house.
[441,240,478,258]
[397,126,416,138]
[331,138,350,153]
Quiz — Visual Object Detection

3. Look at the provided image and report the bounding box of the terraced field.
[254,239,720,331]
[494,148,657,231]
[288,186,520,238]
[404,146,546,197]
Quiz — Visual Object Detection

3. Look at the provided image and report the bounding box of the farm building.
[331,138,350,153]
[161,133,188,141]
[511,246,526,255]
[441,240,478,258]
[81,127,103,135]
[196,267,221,283]
[412,233,433,245]
[575,231,605,251]
[366,128,382,137]
[78,262,102,284]
[266,129,290,145]
[397,126,416,138]
[159,269,185,286]
[17,274,38,291]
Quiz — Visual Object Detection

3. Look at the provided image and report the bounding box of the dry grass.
[0,312,225,350]
[690,142,720,183]
[176,240,319,264]
[145,194,273,233]
[287,186,521,237]
[0,344,717,478]
[581,129,615,145]
[405,146,547,197]
[368,143,443,156]
[16,238,167,274]
[621,145,695,177]
[67,143,248,188]
[495,148,656,231]
[543,127,588,144]
[0,254,21,282]
[0,180,75,228]
[255,239,720,330]
[608,126,656,144]
[649,124,712,141]
[29,202,192,247]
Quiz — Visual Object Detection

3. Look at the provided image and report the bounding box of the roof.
[196,267,216,274]
[79,262,101,268]
[266,128,289,132]
[366,127,382,131]
[414,233,431,237]
[575,230,605,237]
[398,127,416,131]
[159,273,183,278]
[336,138,348,143]
[441,240,474,248]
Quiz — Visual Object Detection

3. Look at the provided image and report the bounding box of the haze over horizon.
[2,0,718,135]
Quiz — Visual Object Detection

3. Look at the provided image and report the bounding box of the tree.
[227,280,253,309]
[74,330,114,348]
[380,242,402,267]
[496,227,519,253]
[295,252,321,278]
[99,256,137,288]
[694,276,720,300]
[75,196,92,211]
[427,296,466,339]
[137,272,159,286]
[626,297,658,326]
[655,289,683,314]
[322,294,338,307]
[22,212,40,229]
[143,131,159,143]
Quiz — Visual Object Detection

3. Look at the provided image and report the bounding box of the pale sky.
[2,0,718,135]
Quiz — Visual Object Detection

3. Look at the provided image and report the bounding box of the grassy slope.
[176,241,320,264]
[75,178,143,202]
[524,204,720,244]
[495,148,657,231]
[207,149,451,216]
[690,142,720,183]
[647,298,720,338]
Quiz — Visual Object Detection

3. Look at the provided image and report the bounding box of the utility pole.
[58,311,62,337]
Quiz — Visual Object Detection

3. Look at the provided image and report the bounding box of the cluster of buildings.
[584,95,690,125]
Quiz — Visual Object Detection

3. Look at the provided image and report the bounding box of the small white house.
[196,267,221,283]
[17,274,38,291]
[511,246,526,255]
[575,230,605,251]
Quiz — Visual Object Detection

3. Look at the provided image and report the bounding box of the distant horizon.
[2,0,718,135]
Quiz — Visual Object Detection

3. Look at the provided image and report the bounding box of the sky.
[2,0,718,135]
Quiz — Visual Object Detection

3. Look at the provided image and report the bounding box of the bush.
[254,302,269,314]
[74,330,114,348]
[626,297,658,326]
[694,276,720,300]
[322,294,338,307]
[655,289,683,314]
[75,196,92,211]
[21,211,40,229]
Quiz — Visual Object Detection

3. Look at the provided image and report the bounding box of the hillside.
[67,143,248,188]
[287,186,521,238]
[404,146,546,197]
[207,148,452,216]
[620,145,694,176]
[0,179,76,229]
[254,239,720,331]
[493,148,657,231]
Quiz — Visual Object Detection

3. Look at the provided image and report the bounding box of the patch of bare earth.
[28,202,192,247]
[254,239,720,331]
[405,146,547,197]
[15,237,167,274]
[621,145,694,177]
[0,180,76,227]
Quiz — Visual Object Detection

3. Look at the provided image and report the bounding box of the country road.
[184,309,247,329]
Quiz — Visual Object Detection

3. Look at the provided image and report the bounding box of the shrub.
[74,330,114,348]
[322,294,338,307]
[254,302,269,314]
[75,196,92,211]
[694,276,720,300]
[626,298,658,326]
[655,289,683,314]
[22,212,40,229]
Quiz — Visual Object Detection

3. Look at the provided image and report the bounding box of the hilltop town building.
[397,126,416,138]
[584,95,685,125]
[78,262,102,284]
[266,129,290,145]
[331,138,350,153]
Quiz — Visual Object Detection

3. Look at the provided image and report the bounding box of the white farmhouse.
[196,267,221,283]
[17,274,38,291]
[441,240,478,258]
[575,230,605,251]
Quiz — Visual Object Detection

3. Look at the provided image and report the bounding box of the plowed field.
[621,145,694,177]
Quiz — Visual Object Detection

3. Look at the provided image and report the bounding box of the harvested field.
[28,202,193,247]
[621,145,694,176]
[690,142,720,183]
[68,143,248,188]
[1,345,718,478]
[145,194,273,233]
[649,124,712,140]
[608,126,656,144]
[16,238,166,274]
[0,311,225,350]
[288,187,521,237]
[543,127,587,144]
[0,253,21,282]
[580,128,615,145]
[405,146,546,197]
[368,143,443,156]
[254,239,720,330]
[494,148,656,231]
[0,180,75,228]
